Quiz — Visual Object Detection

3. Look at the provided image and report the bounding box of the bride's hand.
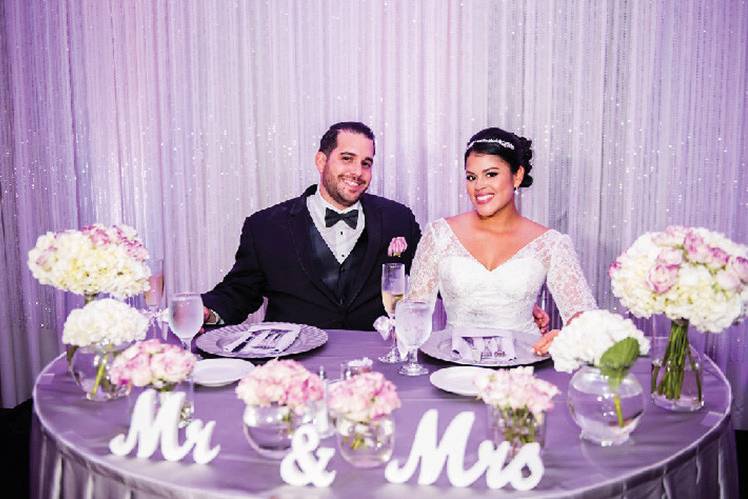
[532,304,550,334]
[532,329,559,355]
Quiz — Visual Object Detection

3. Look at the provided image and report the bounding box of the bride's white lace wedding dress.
[408,218,597,339]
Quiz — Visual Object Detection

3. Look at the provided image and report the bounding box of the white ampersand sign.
[279,424,336,487]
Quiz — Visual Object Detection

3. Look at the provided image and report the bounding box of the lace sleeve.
[407,222,440,306]
[547,234,597,324]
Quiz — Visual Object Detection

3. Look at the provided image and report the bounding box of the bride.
[408,127,596,355]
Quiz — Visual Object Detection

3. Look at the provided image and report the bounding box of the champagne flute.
[168,292,204,351]
[395,300,432,376]
[144,258,165,337]
[378,263,406,363]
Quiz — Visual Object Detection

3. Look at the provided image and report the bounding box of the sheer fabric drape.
[1,0,746,426]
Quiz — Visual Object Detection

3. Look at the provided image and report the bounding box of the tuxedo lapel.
[347,194,383,305]
[286,187,340,306]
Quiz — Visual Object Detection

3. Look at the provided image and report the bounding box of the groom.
[201,122,421,330]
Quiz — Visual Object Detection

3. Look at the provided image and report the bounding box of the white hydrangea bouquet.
[28,223,151,300]
[609,226,747,407]
[549,310,650,427]
[63,299,149,400]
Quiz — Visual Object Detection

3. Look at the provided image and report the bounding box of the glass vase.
[567,365,645,446]
[66,293,100,374]
[486,405,546,459]
[242,404,312,459]
[336,415,395,468]
[650,319,704,412]
[70,342,131,402]
[156,376,195,428]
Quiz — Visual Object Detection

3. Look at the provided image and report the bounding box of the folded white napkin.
[450,327,516,362]
[223,324,301,354]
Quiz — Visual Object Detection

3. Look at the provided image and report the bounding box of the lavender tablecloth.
[31,330,738,498]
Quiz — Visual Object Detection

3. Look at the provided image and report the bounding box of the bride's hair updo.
[464,127,534,188]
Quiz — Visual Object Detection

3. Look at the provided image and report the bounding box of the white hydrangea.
[549,310,650,373]
[63,298,148,347]
[27,224,150,299]
[610,227,748,333]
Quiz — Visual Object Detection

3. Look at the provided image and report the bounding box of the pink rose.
[715,269,742,292]
[684,231,710,264]
[656,248,684,266]
[646,264,679,294]
[387,237,407,257]
[608,260,622,278]
[728,256,748,283]
[706,246,730,269]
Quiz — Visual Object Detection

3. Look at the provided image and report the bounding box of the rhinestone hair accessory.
[466,138,515,151]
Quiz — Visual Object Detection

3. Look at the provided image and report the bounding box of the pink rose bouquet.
[235,359,323,414]
[610,226,747,406]
[387,236,407,257]
[110,339,196,391]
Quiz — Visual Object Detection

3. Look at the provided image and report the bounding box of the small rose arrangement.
[236,359,324,414]
[549,310,650,427]
[475,367,558,453]
[387,236,407,257]
[28,224,151,299]
[609,226,747,333]
[328,372,401,423]
[63,298,149,347]
[110,339,196,391]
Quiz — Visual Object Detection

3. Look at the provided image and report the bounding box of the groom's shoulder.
[362,193,414,216]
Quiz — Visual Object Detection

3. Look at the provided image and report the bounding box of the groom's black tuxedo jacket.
[202,185,421,330]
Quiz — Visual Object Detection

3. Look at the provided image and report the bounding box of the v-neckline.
[442,219,553,273]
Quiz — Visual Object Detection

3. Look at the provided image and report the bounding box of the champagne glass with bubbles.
[395,300,432,376]
[168,292,203,351]
[144,258,165,337]
[378,263,406,363]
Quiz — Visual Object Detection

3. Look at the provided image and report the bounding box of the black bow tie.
[325,208,359,229]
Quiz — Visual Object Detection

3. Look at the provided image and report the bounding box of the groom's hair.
[318,122,376,157]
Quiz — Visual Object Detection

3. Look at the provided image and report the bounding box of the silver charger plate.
[419,328,550,367]
[196,321,328,359]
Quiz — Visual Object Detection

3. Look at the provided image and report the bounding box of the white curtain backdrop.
[1,0,746,425]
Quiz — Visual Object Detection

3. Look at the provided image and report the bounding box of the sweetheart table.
[31,330,738,498]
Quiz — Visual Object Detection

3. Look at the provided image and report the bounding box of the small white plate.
[429,366,494,397]
[193,358,254,387]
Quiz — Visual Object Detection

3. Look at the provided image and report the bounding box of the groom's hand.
[532,304,550,334]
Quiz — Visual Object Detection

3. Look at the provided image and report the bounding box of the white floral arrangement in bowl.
[63,298,149,347]
[27,224,151,299]
[62,298,149,401]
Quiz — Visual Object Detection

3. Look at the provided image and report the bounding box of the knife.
[230,330,266,353]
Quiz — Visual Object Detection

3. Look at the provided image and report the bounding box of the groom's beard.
[321,171,369,208]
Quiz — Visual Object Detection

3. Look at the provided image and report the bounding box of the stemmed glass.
[168,292,204,351]
[395,300,432,376]
[378,263,406,363]
[144,258,165,338]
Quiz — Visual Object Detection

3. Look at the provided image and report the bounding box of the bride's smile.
[465,153,523,218]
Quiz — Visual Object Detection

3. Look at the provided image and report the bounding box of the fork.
[252,332,281,350]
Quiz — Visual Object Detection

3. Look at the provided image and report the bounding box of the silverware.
[231,331,264,353]
[251,332,281,350]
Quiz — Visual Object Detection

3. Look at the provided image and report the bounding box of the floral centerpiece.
[549,310,649,445]
[110,339,196,425]
[236,359,323,459]
[63,298,148,401]
[609,226,747,410]
[328,372,400,468]
[474,367,558,457]
[28,223,151,300]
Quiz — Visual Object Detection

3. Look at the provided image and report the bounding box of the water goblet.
[168,292,203,351]
[395,300,432,376]
[378,263,406,363]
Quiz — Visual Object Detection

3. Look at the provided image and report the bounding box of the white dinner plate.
[429,366,494,397]
[196,322,328,359]
[193,358,254,387]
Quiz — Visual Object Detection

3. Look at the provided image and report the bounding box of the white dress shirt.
[306,188,365,264]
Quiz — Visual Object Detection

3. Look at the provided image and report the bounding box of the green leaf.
[598,338,640,390]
